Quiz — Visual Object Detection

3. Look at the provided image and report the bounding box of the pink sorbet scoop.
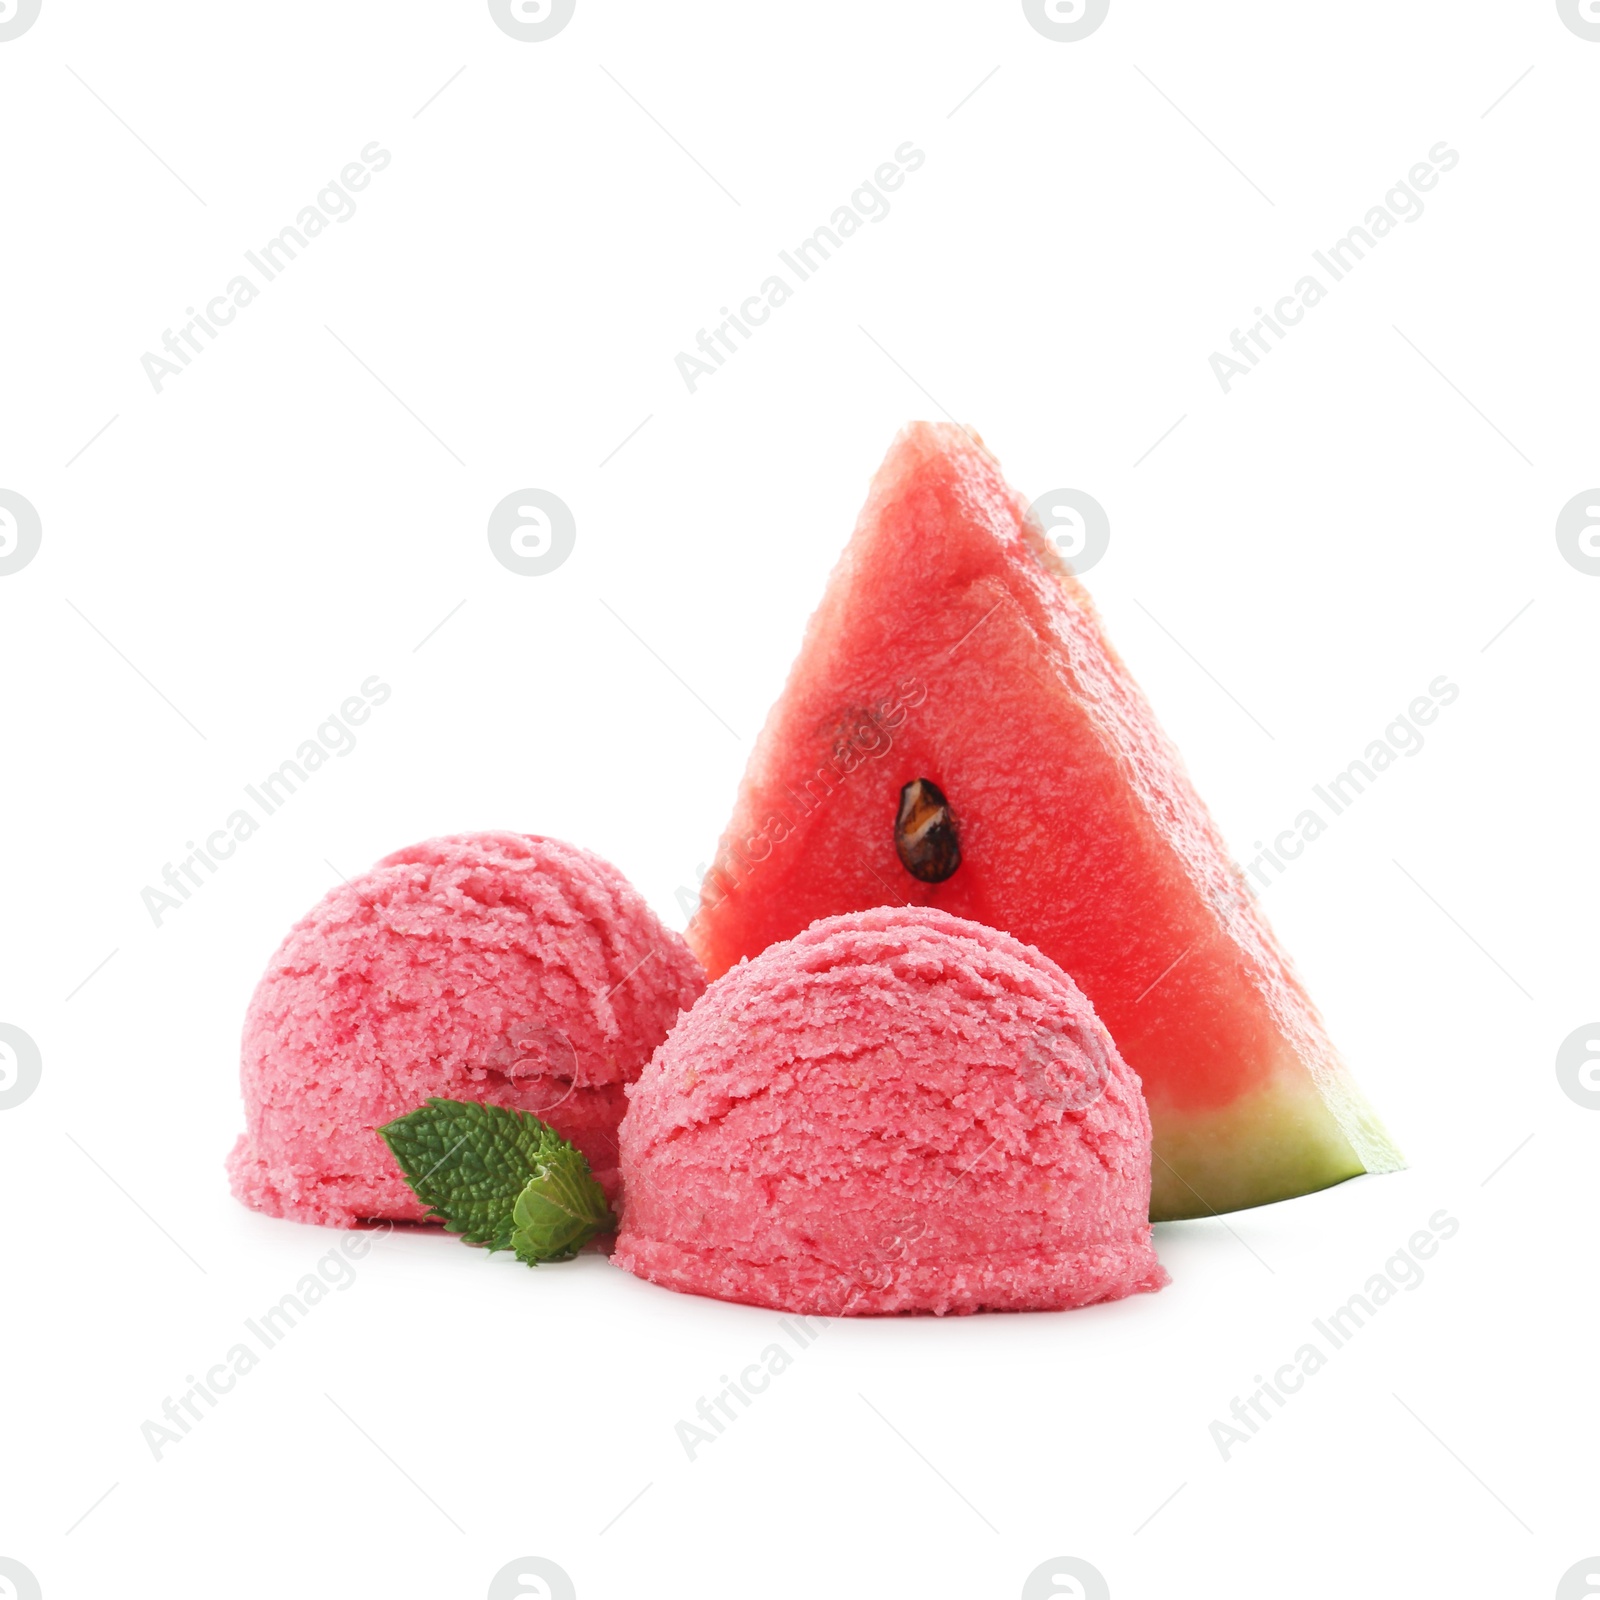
[613,905,1167,1315]
[228,832,704,1227]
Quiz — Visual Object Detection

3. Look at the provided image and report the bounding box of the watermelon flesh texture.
[688,423,1401,1221]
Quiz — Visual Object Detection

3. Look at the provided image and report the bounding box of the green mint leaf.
[511,1143,616,1265]
[378,1098,603,1256]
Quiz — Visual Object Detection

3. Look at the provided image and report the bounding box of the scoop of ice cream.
[227,832,704,1227]
[614,906,1166,1315]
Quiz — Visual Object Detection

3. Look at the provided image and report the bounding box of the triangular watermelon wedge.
[688,423,1401,1220]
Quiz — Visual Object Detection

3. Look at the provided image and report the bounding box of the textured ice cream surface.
[614,906,1167,1315]
[228,832,704,1228]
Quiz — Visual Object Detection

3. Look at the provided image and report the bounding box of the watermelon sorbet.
[228,832,704,1227]
[614,906,1167,1316]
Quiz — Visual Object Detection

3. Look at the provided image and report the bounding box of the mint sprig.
[378,1098,615,1264]
[511,1141,616,1265]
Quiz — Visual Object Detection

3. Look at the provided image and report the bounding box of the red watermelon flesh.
[687,423,1400,1220]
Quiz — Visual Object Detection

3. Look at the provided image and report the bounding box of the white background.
[1,2,1596,1597]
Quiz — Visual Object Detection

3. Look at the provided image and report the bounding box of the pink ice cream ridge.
[228,832,705,1227]
[614,905,1167,1315]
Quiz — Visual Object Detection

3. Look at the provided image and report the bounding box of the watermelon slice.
[687,423,1400,1220]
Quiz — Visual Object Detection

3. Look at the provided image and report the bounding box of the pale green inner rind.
[1148,1067,1403,1221]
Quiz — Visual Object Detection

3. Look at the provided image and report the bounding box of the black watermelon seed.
[895,778,962,884]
